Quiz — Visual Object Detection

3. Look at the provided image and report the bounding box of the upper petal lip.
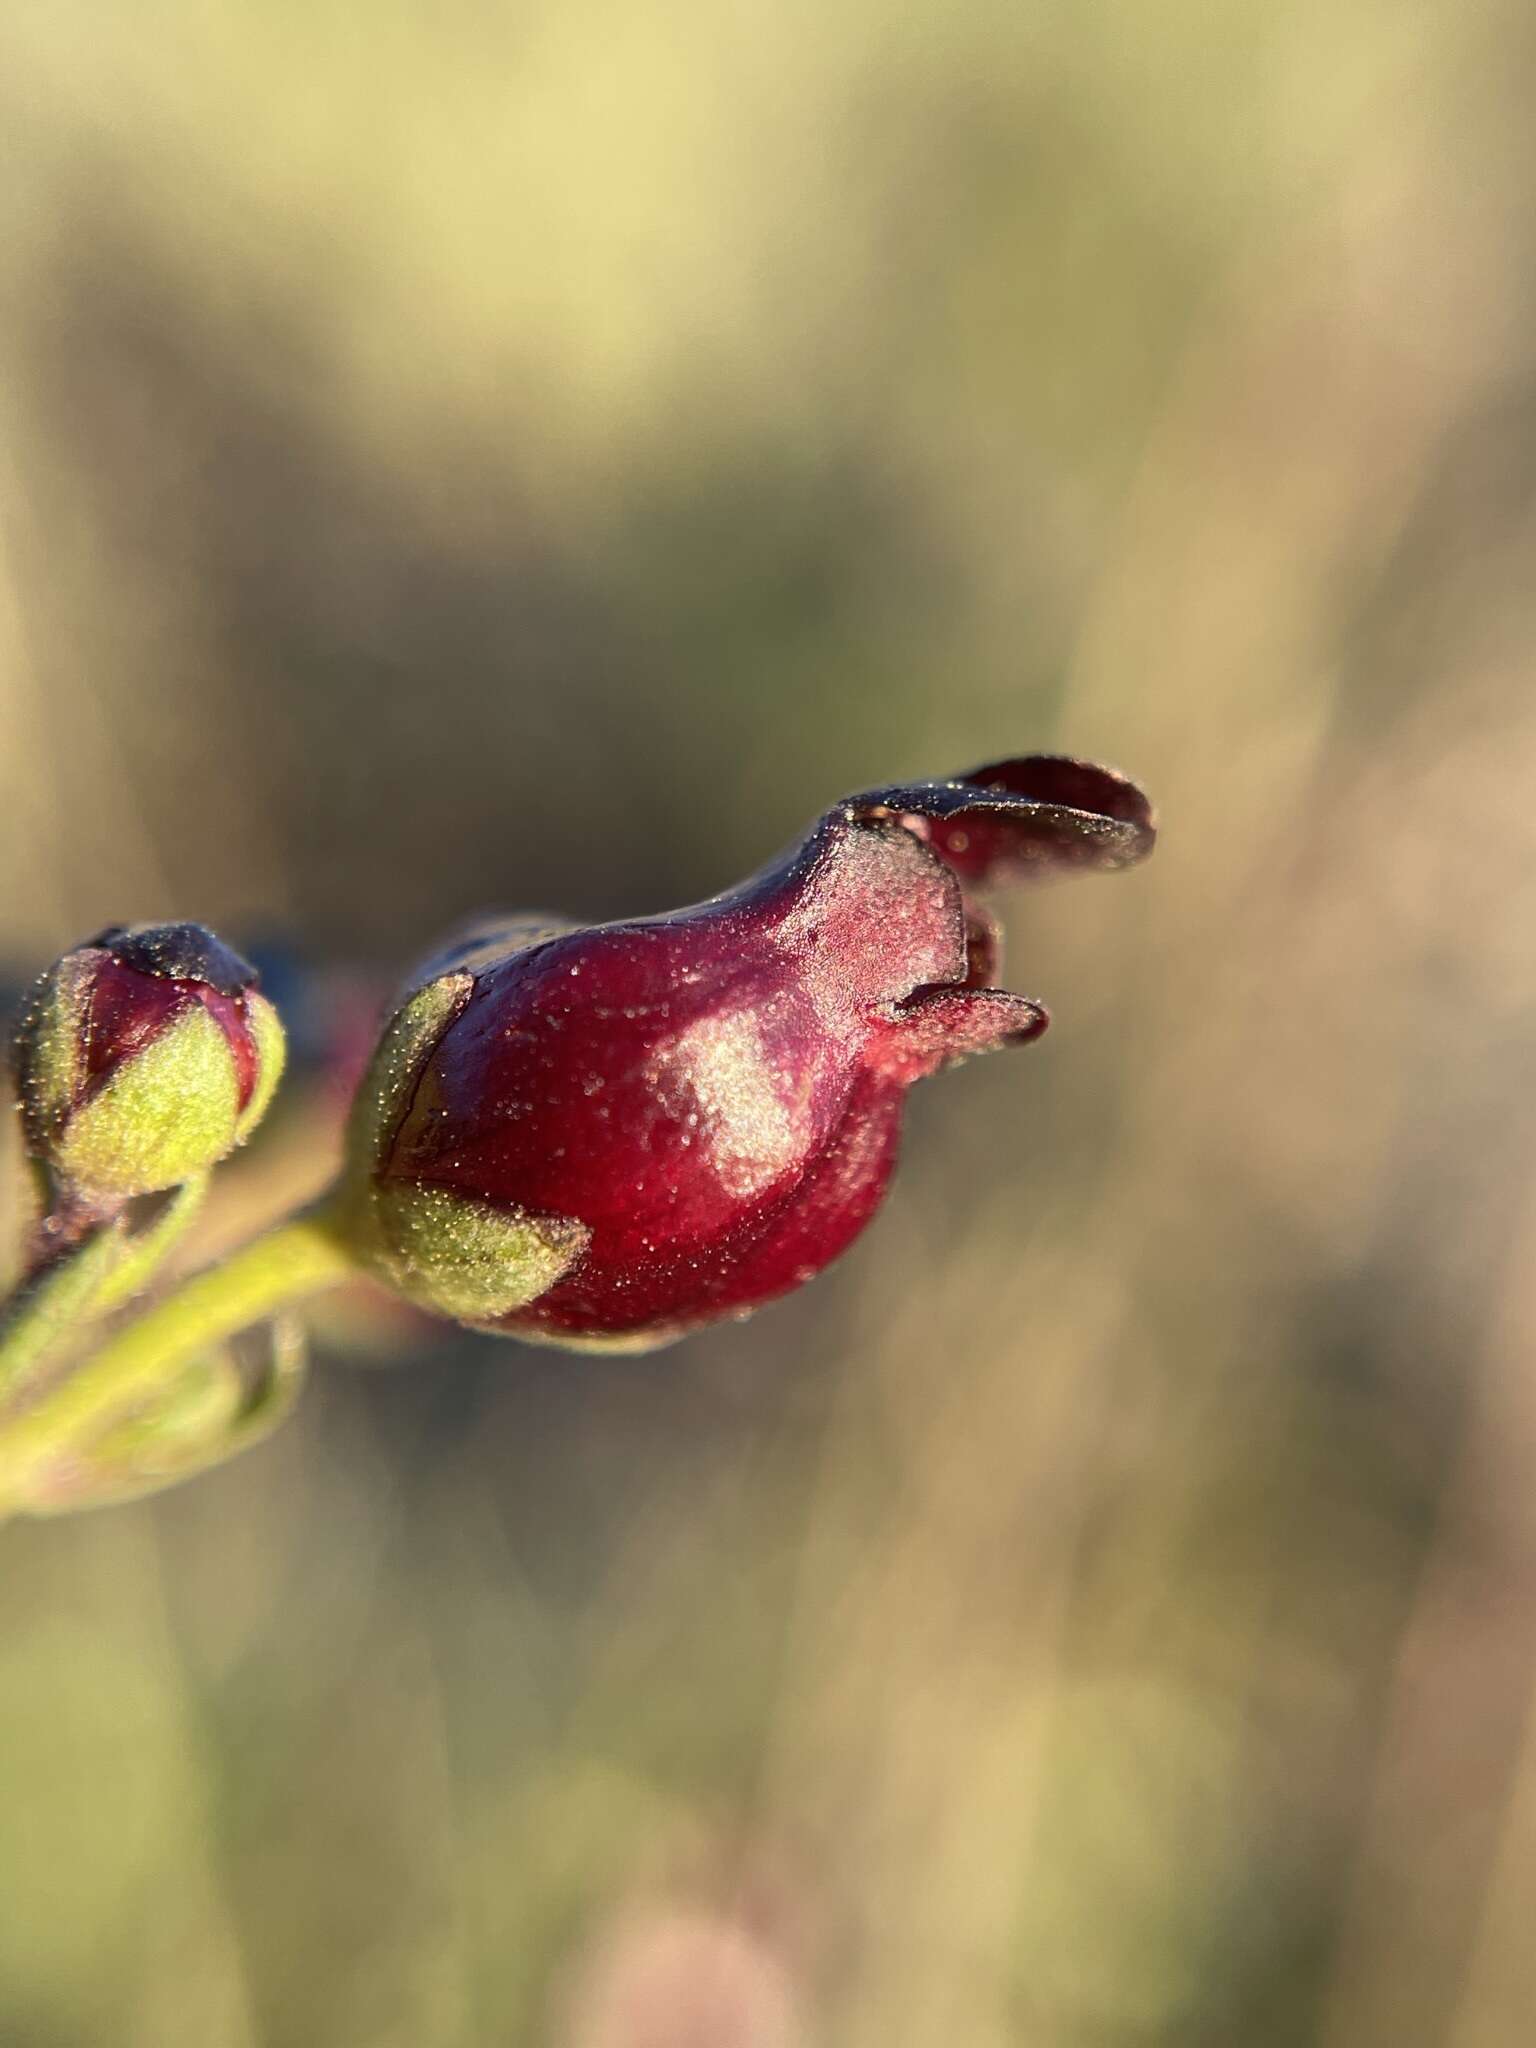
[841,754,1157,888]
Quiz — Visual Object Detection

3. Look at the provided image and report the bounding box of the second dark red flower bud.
[339,756,1155,1350]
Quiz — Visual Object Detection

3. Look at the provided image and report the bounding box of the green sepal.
[343,972,473,1179]
[55,1005,240,1197]
[235,991,287,1142]
[11,952,98,1152]
[366,1179,589,1322]
[335,969,588,1325]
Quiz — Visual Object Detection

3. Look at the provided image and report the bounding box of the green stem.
[0,1228,125,1403]
[0,1206,356,1512]
[0,1175,213,1405]
[88,1175,209,1321]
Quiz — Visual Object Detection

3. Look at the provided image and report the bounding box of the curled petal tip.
[961,755,1156,836]
[848,754,1156,890]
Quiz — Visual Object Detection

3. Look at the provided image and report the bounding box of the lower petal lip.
[868,983,1048,1081]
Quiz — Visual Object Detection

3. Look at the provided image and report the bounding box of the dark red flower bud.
[341,757,1154,1350]
[11,922,286,1199]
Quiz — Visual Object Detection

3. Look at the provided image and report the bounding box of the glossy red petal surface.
[390,923,859,1262]
[499,1066,906,1342]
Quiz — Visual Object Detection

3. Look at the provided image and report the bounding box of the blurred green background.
[5,1,1536,2042]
